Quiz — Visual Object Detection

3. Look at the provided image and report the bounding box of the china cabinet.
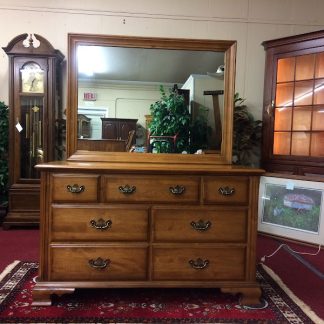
[101,118,137,145]
[262,30,324,176]
[32,34,263,306]
[2,34,64,228]
[77,114,91,138]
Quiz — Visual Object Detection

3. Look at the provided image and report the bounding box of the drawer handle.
[218,186,235,196]
[190,220,212,231]
[88,257,110,269]
[188,258,209,270]
[119,184,136,194]
[90,218,112,230]
[169,185,185,195]
[67,184,85,194]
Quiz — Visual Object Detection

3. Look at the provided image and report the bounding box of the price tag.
[15,121,23,133]
[286,181,294,190]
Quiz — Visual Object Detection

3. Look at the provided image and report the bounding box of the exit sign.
[83,92,97,101]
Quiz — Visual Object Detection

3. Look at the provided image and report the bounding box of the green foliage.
[0,101,9,204]
[190,105,212,153]
[149,86,191,153]
[233,93,262,166]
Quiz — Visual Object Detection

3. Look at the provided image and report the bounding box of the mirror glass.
[67,34,236,163]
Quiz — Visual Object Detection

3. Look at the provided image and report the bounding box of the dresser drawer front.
[153,247,245,280]
[203,176,249,204]
[50,246,147,281]
[152,207,247,243]
[51,174,99,202]
[51,206,149,241]
[103,175,199,203]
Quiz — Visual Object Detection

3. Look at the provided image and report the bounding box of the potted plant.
[0,101,9,222]
[232,93,262,166]
[149,86,191,153]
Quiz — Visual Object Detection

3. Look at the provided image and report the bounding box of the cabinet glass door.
[274,53,324,157]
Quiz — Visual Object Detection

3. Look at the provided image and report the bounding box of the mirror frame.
[67,33,236,165]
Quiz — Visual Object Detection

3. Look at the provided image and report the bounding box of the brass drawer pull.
[189,258,209,270]
[90,218,112,230]
[88,257,110,269]
[190,219,212,231]
[67,184,85,194]
[218,186,235,196]
[119,184,136,194]
[169,185,185,195]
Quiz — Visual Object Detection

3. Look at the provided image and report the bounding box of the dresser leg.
[221,286,262,306]
[32,286,75,306]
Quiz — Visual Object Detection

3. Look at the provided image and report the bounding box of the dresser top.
[36,160,264,175]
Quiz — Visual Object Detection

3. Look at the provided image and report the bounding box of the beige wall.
[1,0,324,119]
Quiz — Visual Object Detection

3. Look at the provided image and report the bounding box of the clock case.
[2,34,64,229]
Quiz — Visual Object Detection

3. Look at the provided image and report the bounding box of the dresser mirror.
[67,34,236,164]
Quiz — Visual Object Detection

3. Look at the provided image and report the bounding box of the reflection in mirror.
[77,45,225,154]
[67,34,236,164]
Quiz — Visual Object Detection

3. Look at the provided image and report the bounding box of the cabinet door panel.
[102,120,118,139]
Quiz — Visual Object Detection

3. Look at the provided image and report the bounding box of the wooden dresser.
[32,161,263,306]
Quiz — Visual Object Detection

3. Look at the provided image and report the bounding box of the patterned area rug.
[0,261,320,323]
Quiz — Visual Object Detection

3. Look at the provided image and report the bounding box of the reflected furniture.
[262,30,324,176]
[101,118,137,142]
[77,139,126,152]
[147,133,178,153]
[125,130,136,152]
[33,34,263,306]
[77,114,91,138]
[2,33,64,229]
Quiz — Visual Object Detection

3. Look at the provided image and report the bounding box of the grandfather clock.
[2,34,64,228]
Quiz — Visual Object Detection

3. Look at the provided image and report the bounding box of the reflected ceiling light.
[279,83,324,110]
[207,65,225,78]
[77,46,108,76]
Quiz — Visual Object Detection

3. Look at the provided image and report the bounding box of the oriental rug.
[0,261,321,323]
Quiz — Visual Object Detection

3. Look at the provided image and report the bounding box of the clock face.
[21,62,44,93]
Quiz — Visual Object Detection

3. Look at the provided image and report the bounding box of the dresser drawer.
[152,247,245,280]
[103,175,199,203]
[203,176,249,204]
[152,207,247,243]
[51,174,99,202]
[51,205,149,241]
[50,246,147,281]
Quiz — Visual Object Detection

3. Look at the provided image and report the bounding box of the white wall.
[1,0,324,120]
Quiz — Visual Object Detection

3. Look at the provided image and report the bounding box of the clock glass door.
[19,96,44,179]
[16,59,46,182]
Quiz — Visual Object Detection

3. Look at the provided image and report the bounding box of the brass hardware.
[265,101,274,116]
[119,184,136,194]
[190,219,212,231]
[67,184,85,194]
[188,258,209,270]
[169,185,185,195]
[90,218,112,230]
[88,257,110,269]
[218,186,235,196]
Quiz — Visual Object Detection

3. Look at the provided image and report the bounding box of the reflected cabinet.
[2,34,64,228]
[262,30,324,175]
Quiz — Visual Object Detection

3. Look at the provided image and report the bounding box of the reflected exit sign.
[83,92,97,101]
